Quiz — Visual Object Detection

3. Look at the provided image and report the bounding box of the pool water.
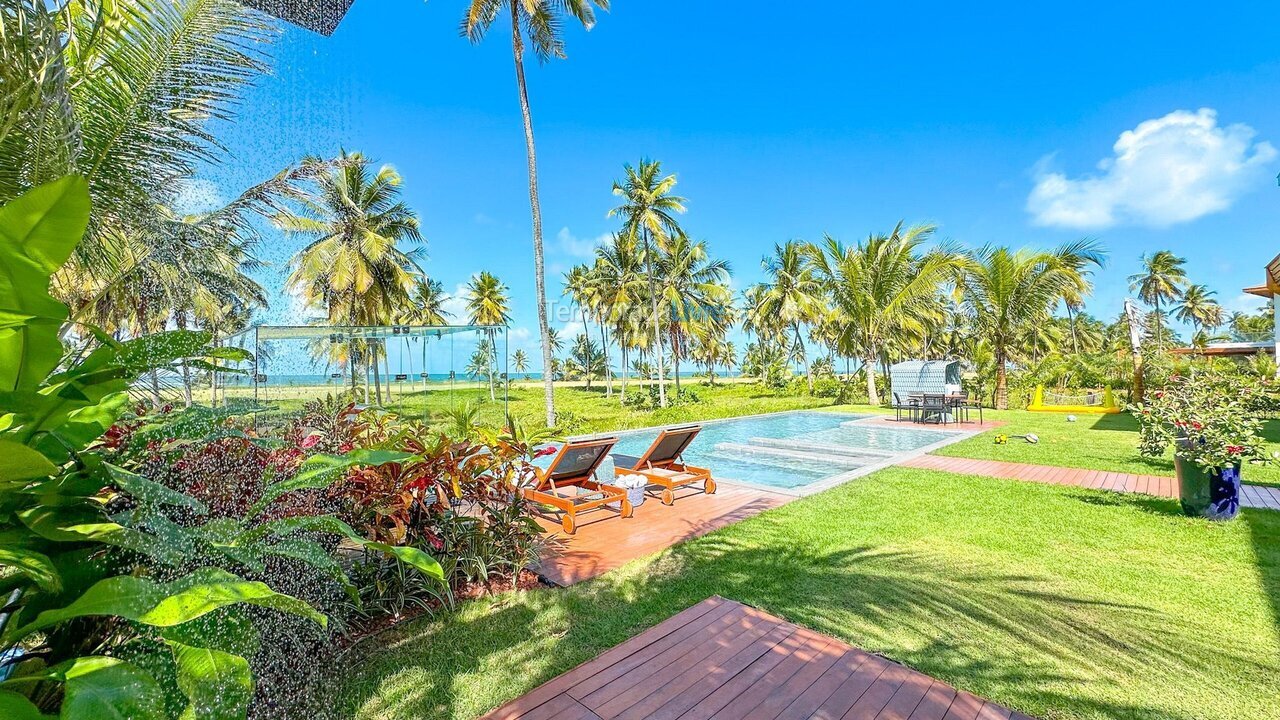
[582,411,953,490]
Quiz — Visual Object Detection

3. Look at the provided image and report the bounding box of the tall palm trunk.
[795,321,812,392]
[863,349,879,405]
[1066,303,1080,355]
[599,320,612,397]
[1153,297,1163,353]
[994,346,1009,410]
[643,229,668,407]
[175,310,193,408]
[383,341,393,404]
[372,350,383,406]
[509,5,555,427]
[488,332,497,401]
[619,342,628,401]
[672,330,681,393]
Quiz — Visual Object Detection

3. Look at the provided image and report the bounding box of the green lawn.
[931,409,1280,489]
[230,380,838,435]
[336,467,1280,720]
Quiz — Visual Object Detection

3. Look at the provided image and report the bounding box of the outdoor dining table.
[905,393,981,425]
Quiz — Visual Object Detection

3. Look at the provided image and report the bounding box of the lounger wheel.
[561,514,576,534]
[704,478,716,495]
[661,488,675,505]
[620,499,634,518]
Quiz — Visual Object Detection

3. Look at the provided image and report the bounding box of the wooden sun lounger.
[521,437,632,534]
[611,425,717,505]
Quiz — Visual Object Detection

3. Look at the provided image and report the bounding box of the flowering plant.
[1130,370,1275,471]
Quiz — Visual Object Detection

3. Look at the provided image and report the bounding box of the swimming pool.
[589,410,957,490]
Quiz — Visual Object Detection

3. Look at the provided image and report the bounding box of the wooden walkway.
[902,454,1280,510]
[482,596,1031,720]
[535,484,793,586]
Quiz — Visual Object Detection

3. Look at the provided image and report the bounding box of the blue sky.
[194,1,1280,373]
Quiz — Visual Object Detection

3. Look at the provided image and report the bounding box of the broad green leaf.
[247,449,413,517]
[0,440,57,481]
[166,641,253,720]
[0,689,54,719]
[0,545,60,592]
[204,346,252,362]
[258,537,359,602]
[104,463,206,513]
[12,567,326,640]
[57,656,167,720]
[0,177,89,394]
[367,542,446,583]
[0,176,90,272]
[114,331,213,375]
[239,514,361,544]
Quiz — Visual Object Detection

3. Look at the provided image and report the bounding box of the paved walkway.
[535,484,793,586]
[482,596,1031,720]
[902,454,1280,510]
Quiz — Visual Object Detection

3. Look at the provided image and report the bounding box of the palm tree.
[959,240,1106,409]
[465,271,512,401]
[460,0,608,428]
[757,241,824,392]
[1,0,278,308]
[610,159,688,408]
[593,233,645,402]
[279,151,423,404]
[655,235,732,392]
[511,349,530,379]
[1174,284,1224,334]
[1128,250,1188,352]
[400,277,453,326]
[804,223,964,405]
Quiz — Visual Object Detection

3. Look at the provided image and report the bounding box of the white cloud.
[555,227,610,259]
[1227,293,1269,314]
[173,178,225,215]
[441,282,471,323]
[1027,108,1276,229]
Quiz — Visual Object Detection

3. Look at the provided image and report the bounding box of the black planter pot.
[1173,454,1241,520]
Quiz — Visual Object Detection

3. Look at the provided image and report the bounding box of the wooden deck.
[902,454,1280,510]
[535,483,793,586]
[482,596,1032,720]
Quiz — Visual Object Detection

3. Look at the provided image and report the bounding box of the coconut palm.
[511,349,530,379]
[400,277,453,326]
[1174,284,1224,333]
[610,159,688,408]
[460,0,608,427]
[655,235,732,391]
[593,233,645,401]
[803,224,963,405]
[1,0,279,305]
[1128,250,1189,352]
[756,240,824,392]
[280,151,423,404]
[959,240,1106,409]
[465,271,511,401]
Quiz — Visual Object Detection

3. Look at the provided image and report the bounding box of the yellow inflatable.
[1027,386,1120,414]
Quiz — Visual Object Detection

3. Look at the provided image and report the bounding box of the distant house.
[1176,253,1279,358]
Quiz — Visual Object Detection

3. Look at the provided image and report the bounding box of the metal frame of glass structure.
[216,323,510,416]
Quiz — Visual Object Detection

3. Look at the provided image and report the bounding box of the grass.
[335,467,1280,720]
[931,410,1280,489]
[225,379,839,435]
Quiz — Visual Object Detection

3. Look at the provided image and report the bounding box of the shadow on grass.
[333,529,1269,720]
[1246,509,1280,650]
[1069,490,1186,518]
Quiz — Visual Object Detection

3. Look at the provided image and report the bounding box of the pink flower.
[534,445,558,459]
[339,442,354,453]
[300,433,322,449]
[1227,445,1244,455]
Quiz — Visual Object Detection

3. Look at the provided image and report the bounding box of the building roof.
[1243,253,1280,298]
